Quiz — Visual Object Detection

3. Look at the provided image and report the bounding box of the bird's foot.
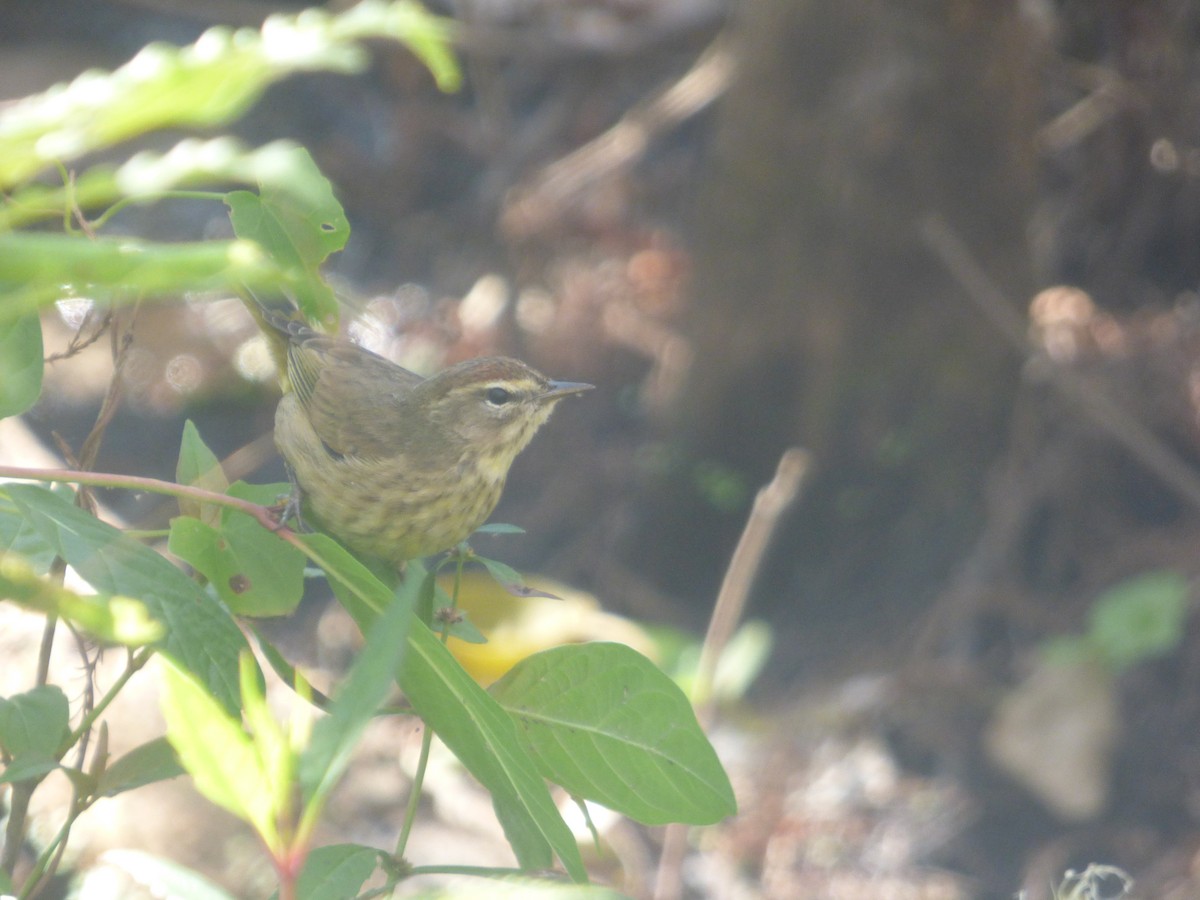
[269,468,310,533]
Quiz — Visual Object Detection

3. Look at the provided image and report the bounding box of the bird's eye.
[485,386,513,406]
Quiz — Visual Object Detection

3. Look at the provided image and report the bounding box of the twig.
[501,33,735,238]
[919,213,1200,513]
[0,464,292,538]
[695,447,810,719]
[653,447,811,900]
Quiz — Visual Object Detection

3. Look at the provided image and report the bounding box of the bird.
[261,312,592,566]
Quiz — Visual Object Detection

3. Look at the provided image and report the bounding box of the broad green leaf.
[5,483,247,713]
[98,736,186,797]
[0,139,333,232]
[98,850,236,900]
[327,558,584,881]
[294,844,382,900]
[0,685,69,761]
[176,419,228,525]
[0,234,286,324]
[160,657,281,849]
[0,553,163,645]
[226,146,346,326]
[491,642,737,826]
[299,569,411,808]
[0,312,42,417]
[227,145,348,264]
[168,482,304,617]
[0,2,458,189]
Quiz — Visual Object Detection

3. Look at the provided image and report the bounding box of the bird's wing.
[287,335,425,460]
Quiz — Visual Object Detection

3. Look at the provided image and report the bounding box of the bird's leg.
[270,464,310,532]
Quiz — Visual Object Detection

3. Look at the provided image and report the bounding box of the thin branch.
[653,447,811,900]
[0,464,292,537]
[501,33,735,238]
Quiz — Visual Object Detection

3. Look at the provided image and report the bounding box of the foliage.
[1042,570,1188,673]
[0,4,734,897]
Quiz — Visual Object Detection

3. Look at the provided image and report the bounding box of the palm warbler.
[264,314,592,565]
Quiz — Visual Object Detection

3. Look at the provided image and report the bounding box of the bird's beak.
[543,380,594,400]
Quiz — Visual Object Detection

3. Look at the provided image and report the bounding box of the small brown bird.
[265,314,592,565]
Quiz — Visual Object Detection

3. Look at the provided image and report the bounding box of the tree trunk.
[623,0,1040,665]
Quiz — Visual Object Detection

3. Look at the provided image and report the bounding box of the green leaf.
[236,652,294,850]
[0,484,70,570]
[0,685,69,761]
[1087,570,1189,672]
[176,419,228,525]
[339,1,461,92]
[160,656,282,849]
[1,139,332,233]
[400,618,586,880]
[294,844,382,900]
[0,234,286,324]
[299,567,411,808]
[0,756,60,785]
[250,626,335,712]
[98,736,186,797]
[225,145,346,326]
[0,312,42,417]
[98,850,236,900]
[491,643,737,826]
[5,483,247,713]
[167,482,304,617]
[0,2,457,187]
[0,552,164,645]
[329,560,585,881]
[476,556,525,589]
[300,532,397,620]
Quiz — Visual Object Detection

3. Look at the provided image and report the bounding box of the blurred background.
[6,0,1200,897]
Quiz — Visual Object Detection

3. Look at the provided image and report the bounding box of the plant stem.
[393,722,433,861]
[393,557,466,860]
[63,647,153,752]
[0,464,291,538]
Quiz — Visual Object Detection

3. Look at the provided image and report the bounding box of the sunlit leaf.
[161,656,281,849]
[0,552,163,645]
[492,642,736,825]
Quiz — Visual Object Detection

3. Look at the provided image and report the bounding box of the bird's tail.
[237,290,324,393]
